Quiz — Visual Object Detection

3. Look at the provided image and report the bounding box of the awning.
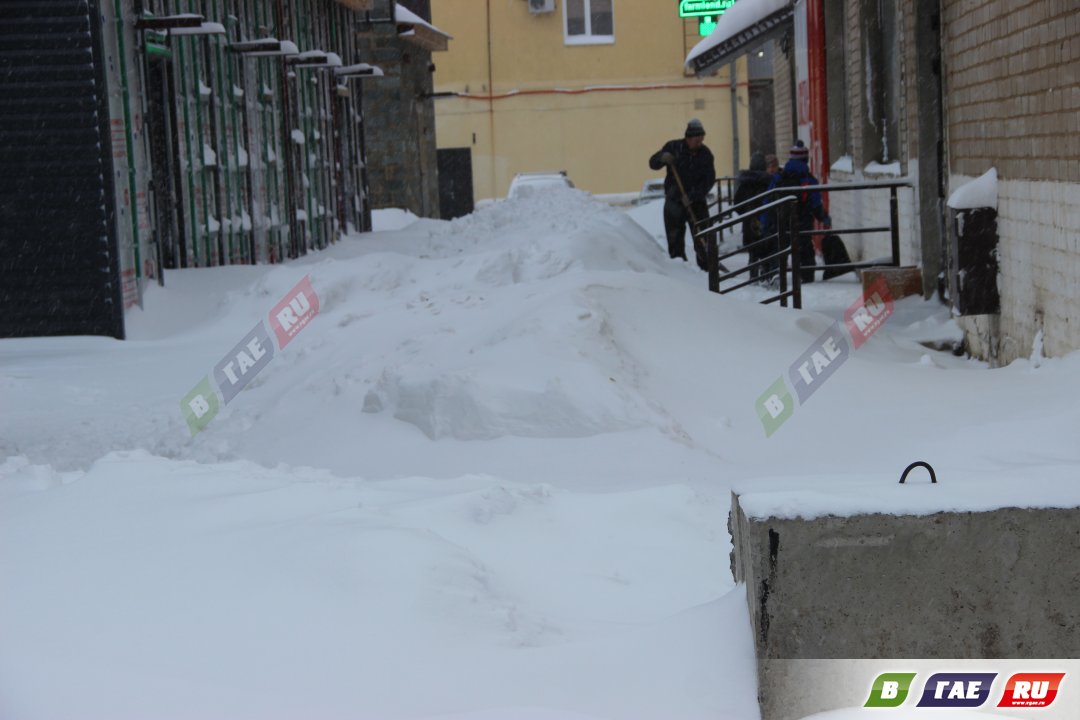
[395,3,451,52]
[685,0,793,77]
[335,63,385,79]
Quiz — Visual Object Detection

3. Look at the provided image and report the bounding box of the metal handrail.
[693,179,913,308]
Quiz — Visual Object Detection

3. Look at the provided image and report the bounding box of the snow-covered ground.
[3,189,1078,719]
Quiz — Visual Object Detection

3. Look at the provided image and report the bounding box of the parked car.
[633,178,666,205]
[632,177,718,206]
[506,171,575,199]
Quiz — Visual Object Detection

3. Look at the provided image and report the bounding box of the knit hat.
[685,118,705,138]
[749,151,767,172]
[789,139,809,160]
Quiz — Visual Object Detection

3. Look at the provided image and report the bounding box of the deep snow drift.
[3,189,1079,719]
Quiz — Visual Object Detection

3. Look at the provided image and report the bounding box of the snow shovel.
[668,162,729,273]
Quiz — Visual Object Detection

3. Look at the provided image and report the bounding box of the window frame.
[562,0,615,46]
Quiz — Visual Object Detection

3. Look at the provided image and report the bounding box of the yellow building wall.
[431,0,751,200]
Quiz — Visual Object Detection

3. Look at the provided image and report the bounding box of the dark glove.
[659,152,675,166]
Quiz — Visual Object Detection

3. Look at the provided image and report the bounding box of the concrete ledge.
[729,493,1080,717]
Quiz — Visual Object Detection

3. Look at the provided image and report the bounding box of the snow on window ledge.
[563,35,615,46]
[864,160,902,176]
[830,155,853,174]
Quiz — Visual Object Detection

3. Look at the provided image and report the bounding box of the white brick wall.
[989,177,1080,364]
[823,168,919,267]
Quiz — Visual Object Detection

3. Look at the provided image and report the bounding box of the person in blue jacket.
[649,119,716,270]
[760,140,831,283]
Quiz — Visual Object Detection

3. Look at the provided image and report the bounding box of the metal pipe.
[789,207,802,309]
[890,185,900,266]
[174,28,200,266]
[112,0,142,281]
[729,60,739,177]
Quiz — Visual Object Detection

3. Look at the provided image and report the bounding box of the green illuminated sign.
[698,16,717,36]
[679,0,736,19]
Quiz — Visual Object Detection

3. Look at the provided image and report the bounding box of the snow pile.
[2,186,1078,719]
[947,167,998,210]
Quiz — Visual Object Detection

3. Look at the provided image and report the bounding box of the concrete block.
[859,266,923,300]
[730,492,1080,719]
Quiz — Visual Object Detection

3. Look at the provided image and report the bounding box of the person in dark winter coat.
[733,151,773,279]
[761,140,831,283]
[649,119,716,270]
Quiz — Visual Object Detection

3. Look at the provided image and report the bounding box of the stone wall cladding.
[356,15,441,218]
[989,178,1080,363]
[942,0,1080,361]
[942,0,1080,183]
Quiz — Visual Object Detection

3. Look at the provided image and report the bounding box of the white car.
[632,177,718,206]
[506,171,575,199]
[634,178,666,205]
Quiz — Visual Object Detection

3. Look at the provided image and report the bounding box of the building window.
[564,0,614,45]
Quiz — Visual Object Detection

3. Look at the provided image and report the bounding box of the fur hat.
[750,152,767,172]
[789,140,809,160]
[685,118,706,138]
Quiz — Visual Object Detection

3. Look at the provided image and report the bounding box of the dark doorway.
[145,53,185,270]
[748,79,776,157]
[437,148,474,220]
[916,0,946,299]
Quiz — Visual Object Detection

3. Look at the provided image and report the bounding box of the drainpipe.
[486,0,495,197]
[274,0,301,258]
[112,0,142,288]
[729,60,739,177]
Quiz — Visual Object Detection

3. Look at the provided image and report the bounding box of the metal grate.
[0,0,123,338]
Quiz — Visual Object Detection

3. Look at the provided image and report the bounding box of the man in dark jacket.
[733,151,773,279]
[761,140,831,283]
[649,119,716,270]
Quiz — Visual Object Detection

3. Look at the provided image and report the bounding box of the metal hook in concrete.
[899,461,937,484]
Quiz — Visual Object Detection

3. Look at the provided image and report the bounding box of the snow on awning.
[394,3,451,52]
[335,63,385,79]
[685,0,792,77]
[169,21,227,37]
[331,0,374,10]
[228,38,301,58]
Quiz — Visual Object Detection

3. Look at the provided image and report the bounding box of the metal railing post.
[789,209,802,310]
[890,185,900,266]
[778,231,788,307]
[708,228,719,293]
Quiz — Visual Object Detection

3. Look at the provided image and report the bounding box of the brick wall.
[943,0,1080,362]
[356,9,441,218]
[844,0,866,168]
[973,178,1080,363]
[942,0,1080,184]
[772,40,792,158]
